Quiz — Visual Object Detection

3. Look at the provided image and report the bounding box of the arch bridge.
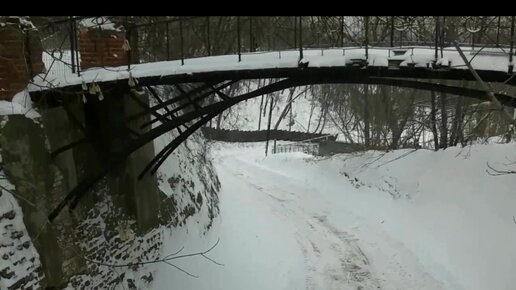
[27,16,516,222]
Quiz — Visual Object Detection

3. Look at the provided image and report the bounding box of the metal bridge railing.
[271,134,335,156]
[274,142,319,156]
[32,16,516,79]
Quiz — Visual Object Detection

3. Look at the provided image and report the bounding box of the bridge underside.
[31,66,516,99]
[38,70,516,223]
[111,66,516,87]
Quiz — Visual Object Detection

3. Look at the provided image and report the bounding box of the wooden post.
[299,16,303,60]
[435,16,439,63]
[294,16,297,49]
[340,16,344,47]
[440,16,445,58]
[509,16,515,73]
[496,16,501,47]
[69,16,76,74]
[249,16,253,52]
[180,17,184,65]
[73,18,80,75]
[364,16,369,62]
[166,21,170,60]
[125,16,132,71]
[390,16,394,47]
[237,16,241,62]
[206,16,211,56]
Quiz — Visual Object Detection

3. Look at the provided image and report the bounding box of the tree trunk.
[318,109,328,134]
[430,91,439,150]
[439,92,448,149]
[265,95,274,156]
[364,84,370,147]
[312,108,324,133]
[450,96,463,146]
[273,87,295,130]
[307,99,316,133]
[216,113,223,130]
[390,91,415,150]
[258,95,264,130]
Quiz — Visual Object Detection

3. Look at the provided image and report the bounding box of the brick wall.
[0,18,44,101]
[78,27,128,69]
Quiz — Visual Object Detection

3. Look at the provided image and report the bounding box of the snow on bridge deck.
[29,46,514,92]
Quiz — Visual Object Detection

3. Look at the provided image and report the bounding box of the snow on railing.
[32,16,514,80]
[272,134,334,156]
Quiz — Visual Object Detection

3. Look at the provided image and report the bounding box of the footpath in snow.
[152,142,516,290]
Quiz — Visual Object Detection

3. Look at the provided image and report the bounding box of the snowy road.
[218,155,380,290]
[204,143,444,290]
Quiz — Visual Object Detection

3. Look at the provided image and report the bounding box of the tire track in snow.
[222,161,381,290]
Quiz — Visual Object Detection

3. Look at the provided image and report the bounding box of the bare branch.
[201,253,224,266]
[162,246,185,260]
[163,238,221,262]
[376,149,418,168]
[486,162,516,176]
[78,237,223,279]
[162,261,199,278]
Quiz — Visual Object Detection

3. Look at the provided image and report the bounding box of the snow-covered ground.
[151,141,516,290]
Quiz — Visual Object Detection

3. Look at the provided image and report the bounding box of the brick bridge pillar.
[0,17,44,101]
[78,20,129,69]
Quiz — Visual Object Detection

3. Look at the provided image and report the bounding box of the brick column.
[0,17,44,101]
[78,25,128,69]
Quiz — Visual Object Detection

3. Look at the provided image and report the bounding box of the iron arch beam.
[138,81,238,129]
[142,77,516,133]
[365,78,516,108]
[139,110,222,180]
[47,77,300,223]
[48,75,516,222]
[296,76,516,108]
[125,80,236,122]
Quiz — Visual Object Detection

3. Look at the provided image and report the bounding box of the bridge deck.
[29,46,515,92]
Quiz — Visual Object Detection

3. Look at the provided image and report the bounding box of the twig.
[162,261,199,278]
[201,253,224,266]
[360,151,388,170]
[82,238,222,269]
[162,246,185,260]
[376,149,418,168]
[0,184,38,208]
[486,162,516,176]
